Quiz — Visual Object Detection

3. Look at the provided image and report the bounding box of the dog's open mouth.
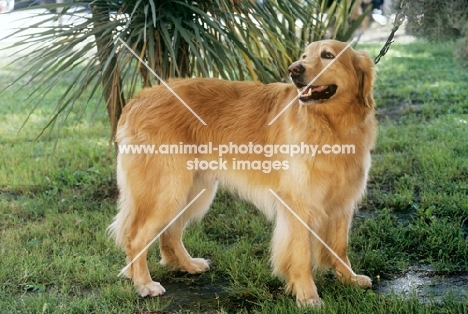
[297,84,337,103]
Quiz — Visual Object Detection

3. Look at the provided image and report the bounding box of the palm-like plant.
[3,0,366,143]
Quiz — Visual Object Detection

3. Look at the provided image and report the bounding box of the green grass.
[1,40,468,313]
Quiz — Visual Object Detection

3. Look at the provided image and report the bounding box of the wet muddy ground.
[151,267,468,312]
[157,277,231,313]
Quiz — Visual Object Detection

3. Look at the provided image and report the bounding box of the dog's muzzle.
[288,62,337,103]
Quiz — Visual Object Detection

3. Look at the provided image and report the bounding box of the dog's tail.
[107,154,133,249]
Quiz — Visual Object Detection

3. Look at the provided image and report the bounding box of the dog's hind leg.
[120,162,197,297]
[159,175,218,273]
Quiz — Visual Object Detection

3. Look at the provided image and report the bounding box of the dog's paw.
[296,297,323,308]
[182,258,211,274]
[136,281,166,297]
[337,272,372,289]
[351,274,372,288]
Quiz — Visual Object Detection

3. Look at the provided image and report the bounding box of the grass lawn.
[1,39,467,313]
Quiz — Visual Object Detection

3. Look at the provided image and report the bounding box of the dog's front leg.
[270,206,322,307]
[318,211,372,289]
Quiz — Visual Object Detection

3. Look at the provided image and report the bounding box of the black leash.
[373,0,407,65]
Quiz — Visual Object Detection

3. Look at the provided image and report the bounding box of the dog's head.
[289,40,374,107]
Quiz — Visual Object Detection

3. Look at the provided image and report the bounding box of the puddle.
[376,266,468,303]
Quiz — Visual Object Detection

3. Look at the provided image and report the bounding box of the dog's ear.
[354,51,375,108]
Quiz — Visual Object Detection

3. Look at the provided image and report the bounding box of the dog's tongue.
[311,85,328,93]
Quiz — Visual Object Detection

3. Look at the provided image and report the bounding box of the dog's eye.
[302,54,307,59]
[321,51,335,59]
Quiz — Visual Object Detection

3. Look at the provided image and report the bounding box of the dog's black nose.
[288,62,305,77]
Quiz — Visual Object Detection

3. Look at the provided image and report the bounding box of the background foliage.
[397,0,468,68]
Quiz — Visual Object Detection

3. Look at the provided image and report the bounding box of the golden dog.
[109,39,377,306]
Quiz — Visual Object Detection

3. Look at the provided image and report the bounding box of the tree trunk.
[91,4,126,152]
